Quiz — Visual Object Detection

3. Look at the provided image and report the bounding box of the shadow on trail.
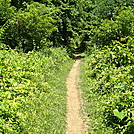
[68,47,85,60]
[74,52,85,60]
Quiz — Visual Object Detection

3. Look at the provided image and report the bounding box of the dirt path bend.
[66,59,87,134]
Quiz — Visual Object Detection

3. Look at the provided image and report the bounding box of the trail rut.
[66,59,87,134]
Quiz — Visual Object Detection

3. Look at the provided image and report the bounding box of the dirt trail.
[66,59,87,134]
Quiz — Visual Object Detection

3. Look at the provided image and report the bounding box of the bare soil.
[66,59,87,134]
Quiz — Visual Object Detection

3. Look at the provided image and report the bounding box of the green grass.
[20,60,74,134]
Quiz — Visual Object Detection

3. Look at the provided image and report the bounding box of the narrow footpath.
[66,58,87,134]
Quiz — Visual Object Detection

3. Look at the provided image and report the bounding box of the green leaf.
[131,110,134,119]
[129,68,134,77]
[97,129,103,134]
[113,109,126,120]
[0,104,6,110]
[0,66,3,75]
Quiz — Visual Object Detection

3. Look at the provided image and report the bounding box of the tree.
[0,0,15,26]
[2,2,56,51]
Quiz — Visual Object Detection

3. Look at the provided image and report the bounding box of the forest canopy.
[0,0,133,52]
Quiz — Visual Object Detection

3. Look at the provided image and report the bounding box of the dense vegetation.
[80,0,134,134]
[0,0,134,133]
[0,48,73,133]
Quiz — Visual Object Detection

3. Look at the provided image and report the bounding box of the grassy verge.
[0,48,74,133]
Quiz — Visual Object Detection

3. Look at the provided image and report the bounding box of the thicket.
[80,1,134,133]
[0,0,91,53]
[0,48,73,133]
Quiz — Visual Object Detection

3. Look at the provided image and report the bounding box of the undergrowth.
[80,43,134,133]
[0,47,74,133]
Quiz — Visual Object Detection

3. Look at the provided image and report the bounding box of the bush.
[0,47,73,133]
[80,42,134,133]
[1,2,57,52]
[0,0,15,25]
[88,6,134,48]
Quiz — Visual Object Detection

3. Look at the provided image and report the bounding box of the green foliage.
[0,0,134,133]
[109,40,134,67]
[0,48,73,133]
[0,0,134,52]
[104,91,134,133]
[80,43,134,133]
[88,6,134,49]
[80,1,134,133]
[1,2,57,52]
[91,0,134,19]
[0,0,15,25]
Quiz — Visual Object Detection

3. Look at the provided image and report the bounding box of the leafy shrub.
[0,0,15,25]
[0,48,73,133]
[1,2,57,52]
[104,91,134,134]
[80,42,134,133]
[89,6,134,48]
